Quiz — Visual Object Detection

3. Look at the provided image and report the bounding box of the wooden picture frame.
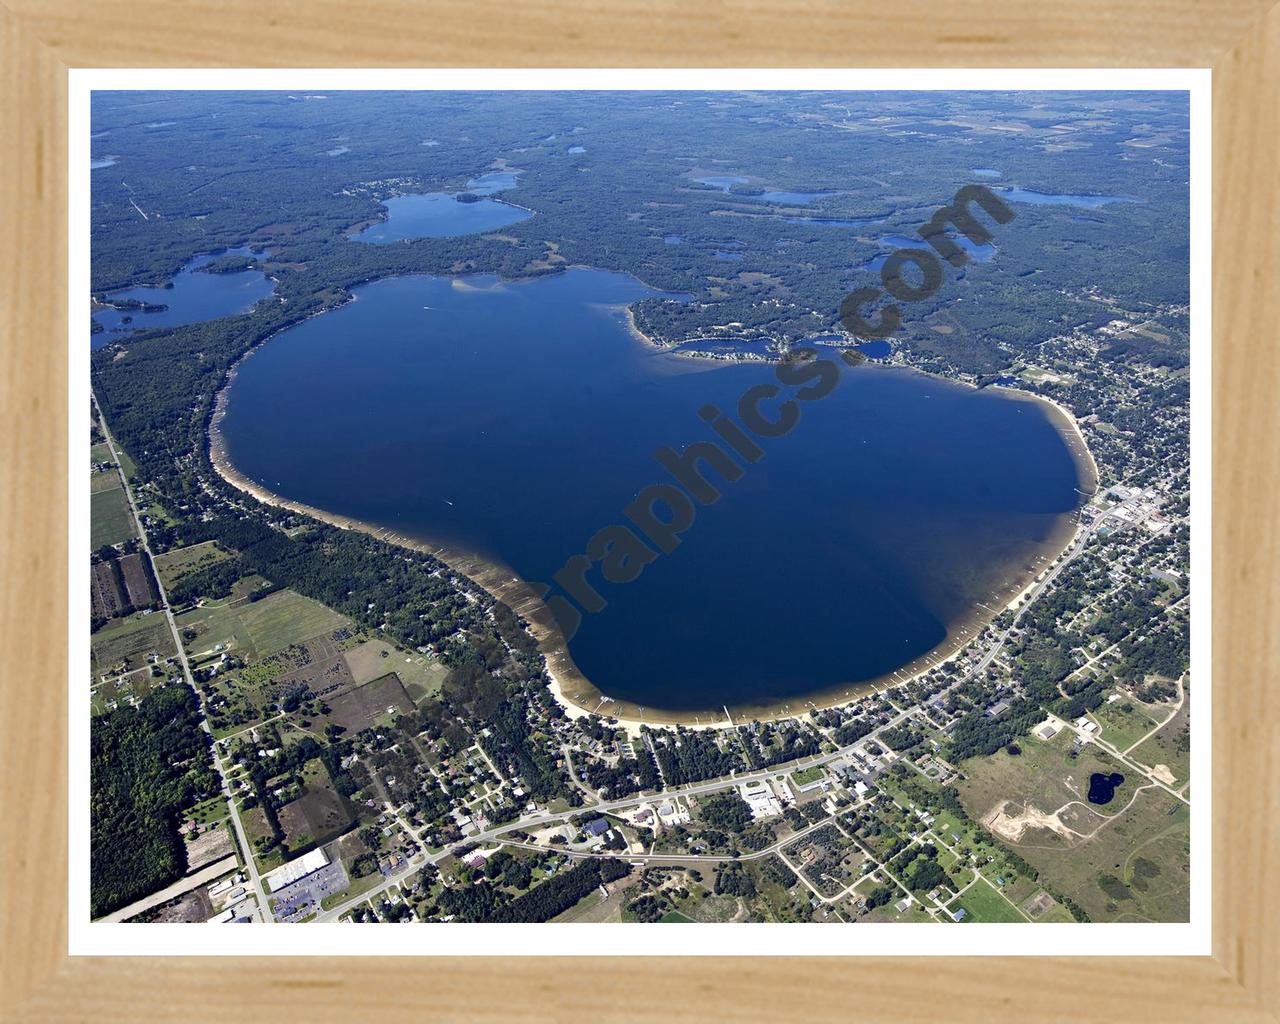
[2,2,1276,1020]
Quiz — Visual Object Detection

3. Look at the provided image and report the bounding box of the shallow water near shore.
[216,268,1091,716]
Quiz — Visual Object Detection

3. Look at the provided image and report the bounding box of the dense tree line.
[90,685,219,917]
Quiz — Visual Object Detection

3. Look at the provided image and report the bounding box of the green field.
[343,638,449,701]
[90,613,176,679]
[153,540,234,589]
[90,470,121,494]
[953,878,1028,923]
[1088,696,1163,753]
[957,731,1191,922]
[90,486,135,548]
[791,765,826,787]
[177,588,350,661]
[1129,690,1191,788]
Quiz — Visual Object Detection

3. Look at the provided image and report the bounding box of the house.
[583,818,610,838]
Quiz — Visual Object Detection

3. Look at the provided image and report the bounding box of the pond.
[1087,772,1126,805]
[216,268,1092,715]
[91,246,274,346]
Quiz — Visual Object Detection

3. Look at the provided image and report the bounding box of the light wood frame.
[2,3,1277,1020]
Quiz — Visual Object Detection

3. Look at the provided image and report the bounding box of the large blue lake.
[91,247,274,347]
[217,269,1089,714]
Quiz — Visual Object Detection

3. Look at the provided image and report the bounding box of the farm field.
[177,588,350,661]
[153,540,234,589]
[343,638,449,701]
[90,470,121,494]
[90,485,135,548]
[90,613,176,679]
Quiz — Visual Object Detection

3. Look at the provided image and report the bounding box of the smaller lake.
[863,231,995,272]
[1087,772,1125,805]
[998,188,1140,209]
[353,192,532,243]
[756,190,840,205]
[467,170,522,195]
[693,174,748,192]
[663,234,684,245]
[91,246,273,346]
[713,249,745,261]
[781,214,883,229]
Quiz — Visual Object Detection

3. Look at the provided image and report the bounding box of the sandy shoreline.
[208,308,1100,733]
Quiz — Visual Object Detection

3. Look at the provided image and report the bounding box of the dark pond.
[1087,772,1126,805]
[217,268,1089,713]
[91,246,274,346]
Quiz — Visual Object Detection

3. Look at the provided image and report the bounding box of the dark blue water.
[91,247,274,346]
[998,188,1139,209]
[1088,772,1125,805]
[856,340,892,360]
[713,250,745,261]
[218,269,1087,712]
[353,192,531,243]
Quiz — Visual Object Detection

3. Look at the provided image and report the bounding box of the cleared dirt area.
[322,673,414,734]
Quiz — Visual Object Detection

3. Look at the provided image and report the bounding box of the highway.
[93,395,273,922]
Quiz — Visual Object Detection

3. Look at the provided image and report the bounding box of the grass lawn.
[90,485,135,548]
[153,540,233,588]
[320,868,385,911]
[953,878,1028,922]
[791,765,826,787]
[658,909,696,923]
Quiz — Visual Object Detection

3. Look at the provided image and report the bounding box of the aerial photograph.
[88,89,1191,928]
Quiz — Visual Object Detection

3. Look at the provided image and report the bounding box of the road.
[316,503,1117,923]
[93,395,274,921]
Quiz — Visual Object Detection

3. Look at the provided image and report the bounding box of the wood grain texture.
[1,1,1277,1020]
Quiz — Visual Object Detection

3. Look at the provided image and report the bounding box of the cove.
[215,268,1092,717]
[92,246,274,347]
